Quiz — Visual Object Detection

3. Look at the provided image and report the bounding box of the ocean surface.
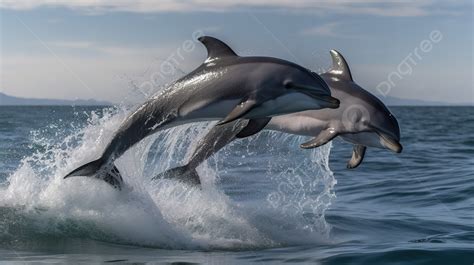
[0,105,472,264]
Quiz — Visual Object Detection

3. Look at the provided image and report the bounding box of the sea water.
[0,105,472,264]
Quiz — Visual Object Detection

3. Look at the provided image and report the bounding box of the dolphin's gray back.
[99,56,296,161]
[99,48,335,165]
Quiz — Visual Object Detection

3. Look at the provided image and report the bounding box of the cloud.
[301,22,342,37]
[300,22,368,39]
[0,0,466,17]
[47,41,95,49]
[0,53,173,102]
[44,40,179,57]
[1,40,206,102]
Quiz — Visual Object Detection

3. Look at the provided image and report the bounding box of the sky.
[0,0,472,104]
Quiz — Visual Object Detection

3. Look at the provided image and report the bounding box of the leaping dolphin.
[64,36,340,189]
[154,50,402,185]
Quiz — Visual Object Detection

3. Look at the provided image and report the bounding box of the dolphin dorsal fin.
[198,36,237,61]
[329,50,353,81]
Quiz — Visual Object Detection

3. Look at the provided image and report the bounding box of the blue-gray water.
[0,106,472,264]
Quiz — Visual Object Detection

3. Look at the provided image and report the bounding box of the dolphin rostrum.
[64,36,340,189]
[154,50,402,185]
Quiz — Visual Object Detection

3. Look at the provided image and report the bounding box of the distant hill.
[0,92,111,106]
[382,96,450,106]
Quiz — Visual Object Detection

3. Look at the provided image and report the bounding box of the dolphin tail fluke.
[64,158,104,178]
[152,165,201,186]
[64,159,123,190]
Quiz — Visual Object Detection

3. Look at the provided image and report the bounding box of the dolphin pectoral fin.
[300,129,338,149]
[347,145,366,169]
[217,98,257,125]
[236,118,271,138]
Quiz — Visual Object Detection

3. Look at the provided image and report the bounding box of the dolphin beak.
[379,133,403,153]
[313,94,340,109]
[368,124,402,153]
[288,83,340,109]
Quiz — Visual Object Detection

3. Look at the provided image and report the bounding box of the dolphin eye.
[283,80,293,89]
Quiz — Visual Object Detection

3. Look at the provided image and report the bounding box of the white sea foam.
[0,105,336,250]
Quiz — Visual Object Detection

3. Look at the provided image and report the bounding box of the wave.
[0,105,336,250]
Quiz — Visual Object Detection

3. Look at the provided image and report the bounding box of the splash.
[0,104,336,250]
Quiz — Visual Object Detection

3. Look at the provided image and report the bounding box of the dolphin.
[63,36,340,189]
[154,50,402,185]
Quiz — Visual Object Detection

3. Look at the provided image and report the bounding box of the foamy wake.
[0,106,336,250]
